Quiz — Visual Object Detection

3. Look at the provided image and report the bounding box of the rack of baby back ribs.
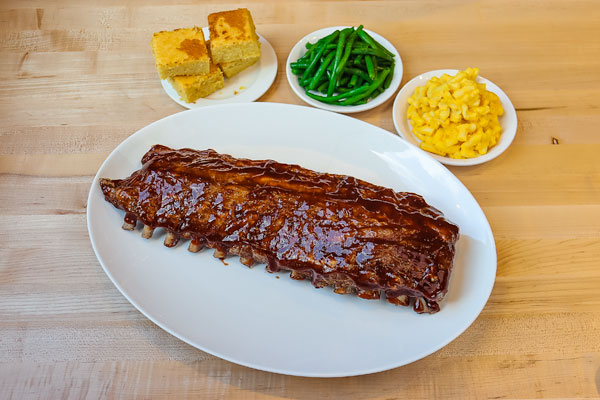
[100,145,460,314]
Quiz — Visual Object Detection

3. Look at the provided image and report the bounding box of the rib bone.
[290,270,309,280]
[163,232,179,247]
[122,221,135,231]
[188,240,203,253]
[386,294,410,306]
[142,225,154,239]
[414,297,430,313]
[213,248,227,259]
[357,289,380,300]
[334,285,353,295]
[240,256,254,267]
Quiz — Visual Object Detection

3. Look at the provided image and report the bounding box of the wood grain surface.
[1,0,599,398]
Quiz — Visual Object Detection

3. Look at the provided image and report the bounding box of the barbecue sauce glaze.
[100,145,460,313]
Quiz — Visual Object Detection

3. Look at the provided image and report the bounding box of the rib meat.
[100,145,460,313]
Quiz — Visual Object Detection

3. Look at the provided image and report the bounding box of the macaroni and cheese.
[407,68,504,159]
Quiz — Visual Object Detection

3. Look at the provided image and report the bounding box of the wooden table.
[1,1,599,398]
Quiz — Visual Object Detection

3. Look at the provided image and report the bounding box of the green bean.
[312,76,329,91]
[372,56,378,77]
[334,25,363,86]
[349,74,358,87]
[304,85,370,103]
[321,49,336,62]
[304,31,339,54]
[317,80,329,92]
[301,31,339,81]
[307,45,334,61]
[384,61,395,89]
[298,77,310,87]
[296,50,311,61]
[347,62,368,72]
[291,67,303,75]
[327,29,349,96]
[308,51,335,90]
[349,48,394,61]
[290,61,309,69]
[365,55,376,80]
[340,68,390,105]
[354,54,363,65]
[315,31,339,44]
[356,30,394,58]
[300,44,318,61]
[297,49,317,67]
[306,43,337,52]
[327,53,337,67]
[343,67,372,83]
[329,32,355,93]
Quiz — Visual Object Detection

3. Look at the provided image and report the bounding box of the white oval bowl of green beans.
[286,26,403,114]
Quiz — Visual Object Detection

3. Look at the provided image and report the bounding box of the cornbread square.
[219,55,260,78]
[208,8,261,64]
[168,63,224,103]
[151,27,210,79]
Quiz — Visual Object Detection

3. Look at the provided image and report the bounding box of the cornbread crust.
[168,63,225,103]
[208,8,261,64]
[151,27,210,79]
[218,55,260,78]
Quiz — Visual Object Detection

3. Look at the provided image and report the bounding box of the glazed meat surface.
[100,145,460,313]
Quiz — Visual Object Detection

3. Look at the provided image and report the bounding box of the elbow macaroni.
[407,68,504,159]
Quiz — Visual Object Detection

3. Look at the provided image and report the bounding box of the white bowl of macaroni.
[393,69,517,166]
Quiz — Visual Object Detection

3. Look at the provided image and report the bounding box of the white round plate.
[160,28,277,108]
[393,69,517,166]
[87,103,496,377]
[286,26,403,113]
